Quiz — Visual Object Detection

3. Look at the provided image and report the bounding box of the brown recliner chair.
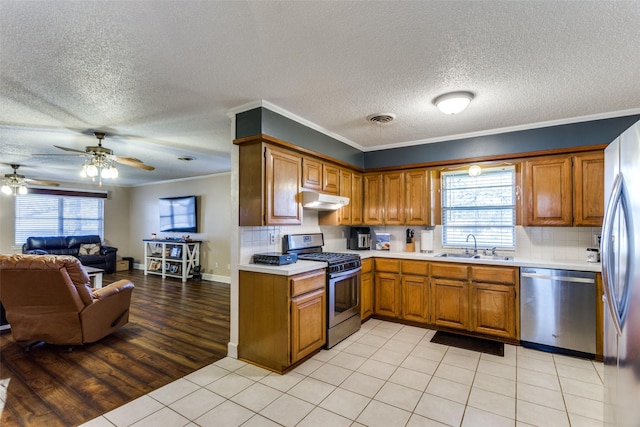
[0,254,134,348]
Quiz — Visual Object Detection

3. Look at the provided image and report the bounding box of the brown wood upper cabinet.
[523,150,604,226]
[239,142,302,226]
[363,170,431,226]
[405,169,431,225]
[364,173,384,225]
[302,157,339,195]
[573,151,605,226]
[318,169,363,226]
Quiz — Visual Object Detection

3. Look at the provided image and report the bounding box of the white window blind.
[14,192,105,246]
[441,166,515,249]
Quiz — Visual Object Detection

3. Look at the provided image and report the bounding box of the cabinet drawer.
[375,258,401,273]
[291,269,326,297]
[401,260,429,276]
[431,262,468,280]
[361,258,373,274]
[471,266,517,284]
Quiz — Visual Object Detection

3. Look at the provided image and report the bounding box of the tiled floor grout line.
[84,320,605,427]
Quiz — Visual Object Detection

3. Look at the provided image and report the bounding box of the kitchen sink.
[435,252,478,259]
[435,252,514,261]
[474,254,514,261]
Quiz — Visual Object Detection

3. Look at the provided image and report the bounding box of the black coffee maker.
[347,227,371,250]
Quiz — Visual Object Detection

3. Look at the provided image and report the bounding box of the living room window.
[441,165,516,249]
[14,191,105,246]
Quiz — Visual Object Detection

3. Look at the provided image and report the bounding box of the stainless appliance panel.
[520,268,596,355]
[603,120,640,427]
[327,268,361,329]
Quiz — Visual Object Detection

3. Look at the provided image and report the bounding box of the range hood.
[301,191,349,210]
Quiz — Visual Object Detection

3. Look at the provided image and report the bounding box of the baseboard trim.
[203,273,231,284]
[227,341,238,359]
[131,264,230,284]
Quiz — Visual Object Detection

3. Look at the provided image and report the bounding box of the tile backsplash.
[240,210,601,264]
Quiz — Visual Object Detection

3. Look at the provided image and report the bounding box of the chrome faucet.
[466,234,477,254]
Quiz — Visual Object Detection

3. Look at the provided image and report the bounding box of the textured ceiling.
[1,1,639,186]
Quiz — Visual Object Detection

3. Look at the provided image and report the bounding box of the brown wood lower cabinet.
[375,272,401,318]
[471,282,516,338]
[430,277,470,330]
[401,275,429,323]
[239,269,326,373]
[291,288,326,363]
[368,258,519,341]
[360,259,374,320]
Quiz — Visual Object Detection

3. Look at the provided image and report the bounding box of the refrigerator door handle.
[602,172,629,336]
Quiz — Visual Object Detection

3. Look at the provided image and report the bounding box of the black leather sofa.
[22,235,118,273]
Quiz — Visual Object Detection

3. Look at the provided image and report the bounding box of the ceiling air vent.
[367,113,396,124]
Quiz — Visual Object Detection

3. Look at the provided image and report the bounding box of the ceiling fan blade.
[24,178,60,187]
[54,145,87,154]
[32,153,85,157]
[115,156,155,171]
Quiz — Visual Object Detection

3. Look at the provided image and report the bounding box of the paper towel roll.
[420,229,434,253]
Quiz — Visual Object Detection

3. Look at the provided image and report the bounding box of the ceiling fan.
[1,164,60,195]
[54,131,155,172]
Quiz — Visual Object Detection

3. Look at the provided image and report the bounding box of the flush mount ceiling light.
[468,165,482,177]
[433,91,474,115]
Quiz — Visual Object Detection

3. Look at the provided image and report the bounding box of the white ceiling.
[2,1,640,186]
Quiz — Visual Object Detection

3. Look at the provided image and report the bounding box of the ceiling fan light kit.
[433,91,474,115]
[1,164,59,196]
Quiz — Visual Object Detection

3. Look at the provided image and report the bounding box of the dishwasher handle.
[520,271,595,284]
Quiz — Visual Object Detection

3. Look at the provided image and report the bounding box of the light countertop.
[238,250,602,276]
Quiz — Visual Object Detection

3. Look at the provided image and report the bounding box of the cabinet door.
[323,164,340,195]
[351,173,364,225]
[361,272,374,320]
[265,146,302,225]
[573,151,604,226]
[430,278,469,330]
[471,283,516,339]
[374,272,400,318]
[401,275,429,323]
[405,169,430,225]
[383,172,405,225]
[302,157,322,191]
[364,173,384,225]
[291,288,326,363]
[524,156,572,226]
[338,169,352,224]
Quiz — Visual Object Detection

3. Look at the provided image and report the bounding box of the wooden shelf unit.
[143,240,201,282]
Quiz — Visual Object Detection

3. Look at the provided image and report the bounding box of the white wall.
[129,173,231,281]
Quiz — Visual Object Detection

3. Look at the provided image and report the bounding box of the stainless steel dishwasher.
[520,268,596,357]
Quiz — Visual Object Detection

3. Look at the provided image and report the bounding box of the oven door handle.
[329,267,362,279]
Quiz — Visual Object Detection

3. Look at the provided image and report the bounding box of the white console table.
[143,240,201,282]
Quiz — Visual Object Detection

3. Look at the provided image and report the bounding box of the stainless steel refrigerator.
[603,119,640,427]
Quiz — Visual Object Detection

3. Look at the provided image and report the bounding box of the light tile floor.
[80,319,604,427]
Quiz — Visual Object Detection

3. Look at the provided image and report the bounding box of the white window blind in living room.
[441,165,516,249]
[14,190,105,246]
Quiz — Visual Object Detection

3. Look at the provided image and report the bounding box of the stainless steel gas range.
[283,233,361,348]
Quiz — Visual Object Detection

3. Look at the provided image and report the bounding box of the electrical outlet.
[227,264,230,270]
[215,262,219,268]
[269,232,277,245]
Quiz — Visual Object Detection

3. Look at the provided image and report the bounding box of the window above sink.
[441,165,516,250]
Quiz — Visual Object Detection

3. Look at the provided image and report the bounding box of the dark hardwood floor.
[0,269,230,427]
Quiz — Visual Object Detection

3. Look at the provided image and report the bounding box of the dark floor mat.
[431,331,504,357]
